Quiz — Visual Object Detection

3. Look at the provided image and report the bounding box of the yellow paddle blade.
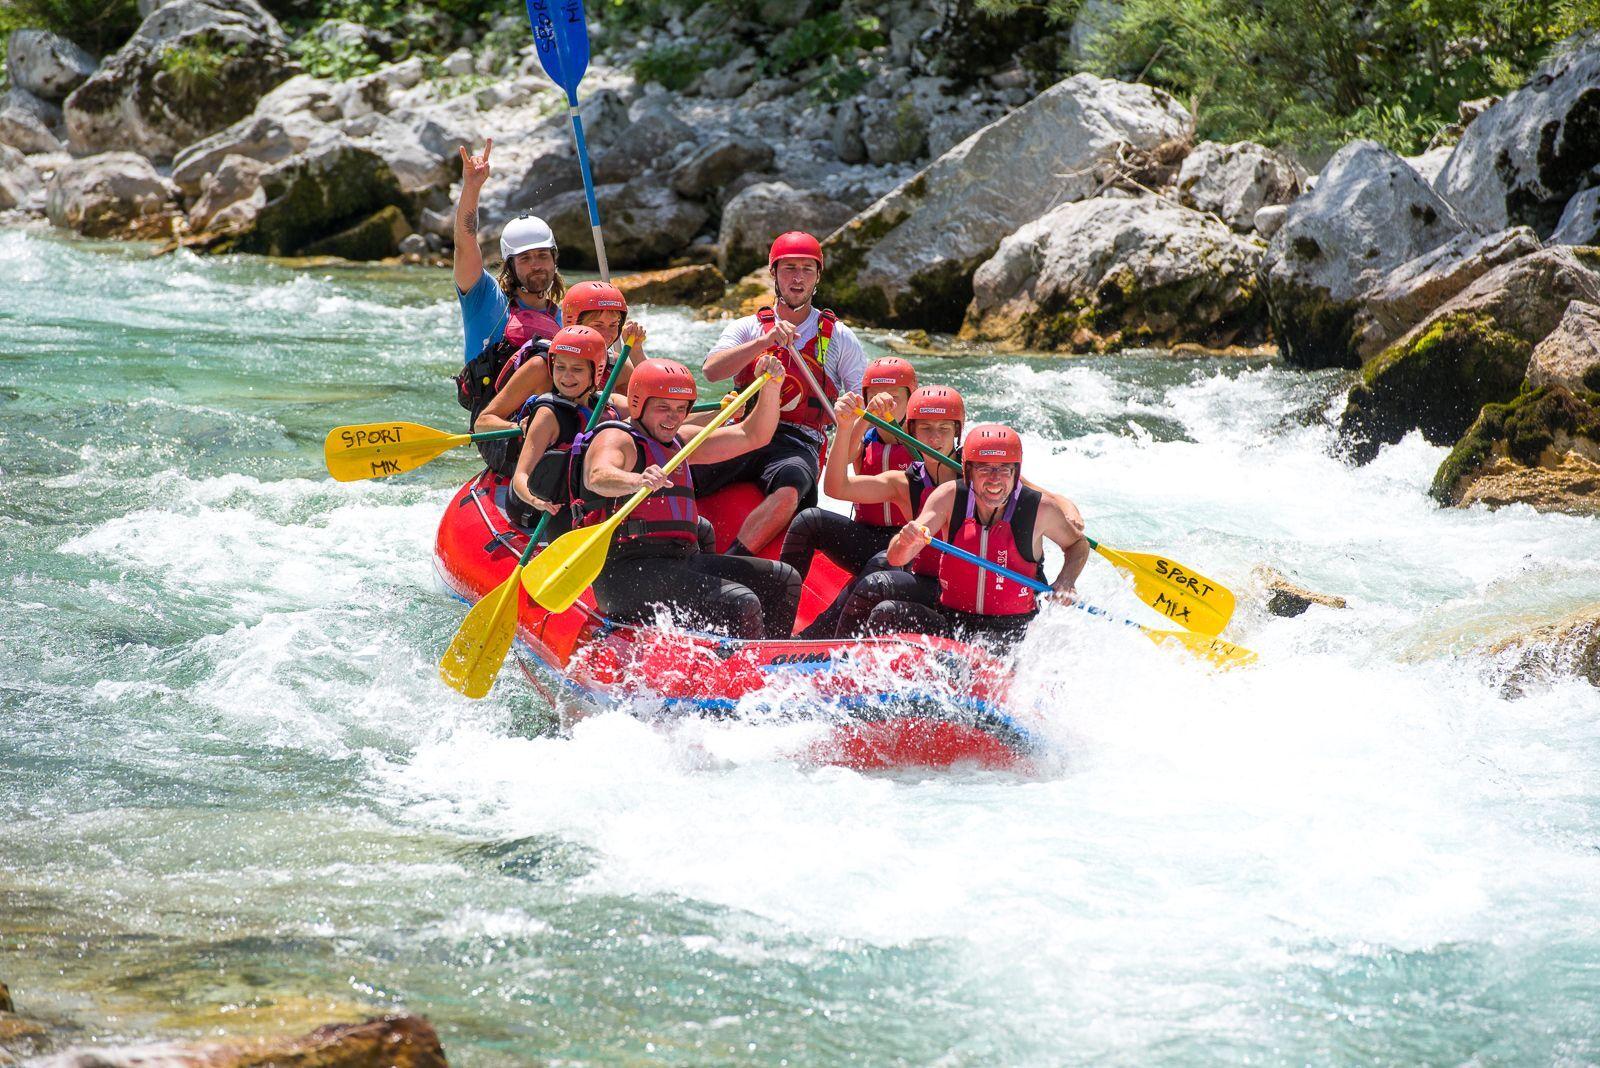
[1145,628,1258,669]
[324,421,470,482]
[522,520,619,613]
[438,570,523,698]
[1095,544,1235,636]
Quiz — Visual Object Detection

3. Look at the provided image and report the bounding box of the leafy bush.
[633,42,712,90]
[160,34,239,101]
[979,0,1600,158]
[289,30,385,80]
[765,11,886,101]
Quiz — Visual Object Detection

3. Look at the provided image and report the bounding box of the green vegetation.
[633,42,712,91]
[160,34,242,101]
[289,33,385,80]
[766,11,886,101]
[979,0,1600,157]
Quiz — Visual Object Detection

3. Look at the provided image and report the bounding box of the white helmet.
[500,214,557,259]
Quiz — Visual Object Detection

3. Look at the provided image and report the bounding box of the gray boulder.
[596,104,695,182]
[253,73,341,123]
[6,30,98,100]
[824,73,1191,330]
[1176,140,1306,233]
[1434,34,1600,235]
[1550,187,1600,246]
[170,112,329,194]
[1260,140,1468,370]
[859,97,928,165]
[1350,226,1543,360]
[505,89,630,211]
[538,177,709,268]
[341,112,452,195]
[0,143,44,211]
[669,136,774,200]
[45,151,180,237]
[693,52,758,99]
[0,86,63,154]
[831,101,867,164]
[187,152,265,232]
[63,0,295,160]
[1254,203,1288,238]
[1404,145,1453,186]
[963,195,1267,351]
[228,138,408,257]
[719,180,856,279]
[1340,247,1600,461]
[1527,300,1600,393]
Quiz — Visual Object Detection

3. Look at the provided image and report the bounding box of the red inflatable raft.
[434,470,1041,770]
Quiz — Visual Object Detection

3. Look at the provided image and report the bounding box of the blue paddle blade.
[525,0,588,100]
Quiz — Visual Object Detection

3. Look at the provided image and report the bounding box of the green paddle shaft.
[519,341,633,551]
[858,408,959,471]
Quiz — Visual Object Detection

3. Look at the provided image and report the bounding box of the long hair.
[497,258,565,307]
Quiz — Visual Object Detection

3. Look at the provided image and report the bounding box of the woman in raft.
[570,356,803,640]
[473,280,646,477]
[794,384,968,638]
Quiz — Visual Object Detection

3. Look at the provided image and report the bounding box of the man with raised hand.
[698,231,868,556]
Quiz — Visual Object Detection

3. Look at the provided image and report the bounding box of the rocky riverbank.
[2,4,1598,522]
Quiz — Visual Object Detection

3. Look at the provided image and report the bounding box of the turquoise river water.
[4,230,1600,1064]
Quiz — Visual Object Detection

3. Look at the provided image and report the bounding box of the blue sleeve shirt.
[458,269,509,363]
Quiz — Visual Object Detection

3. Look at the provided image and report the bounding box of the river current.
[4,230,1600,1064]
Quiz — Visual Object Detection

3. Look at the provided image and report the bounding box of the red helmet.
[627,359,698,420]
[769,231,824,269]
[863,356,917,393]
[547,324,608,388]
[561,280,628,327]
[906,385,965,431]
[963,424,1023,467]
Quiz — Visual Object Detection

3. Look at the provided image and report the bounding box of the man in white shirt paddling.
[698,231,868,556]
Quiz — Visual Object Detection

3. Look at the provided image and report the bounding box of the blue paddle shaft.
[928,536,1145,633]
[525,0,609,279]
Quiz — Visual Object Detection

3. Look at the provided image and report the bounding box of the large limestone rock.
[1350,226,1543,361]
[170,111,329,194]
[596,103,695,182]
[339,112,452,196]
[1260,140,1468,370]
[63,0,294,160]
[0,143,44,211]
[227,139,407,258]
[504,90,630,217]
[254,73,342,123]
[1550,186,1600,246]
[823,73,1192,331]
[1435,34,1600,235]
[28,1014,447,1068]
[962,195,1266,352]
[6,30,98,100]
[45,151,180,237]
[1431,385,1600,516]
[718,180,855,279]
[669,136,774,200]
[614,264,727,306]
[1175,140,1306,233]
[187,152,265,232]
[538,177,709,268]
[1527,300,1600,393]
[0,86,64,153]
[1340,247,1600,461]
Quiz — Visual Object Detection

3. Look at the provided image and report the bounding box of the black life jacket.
[521,392,618,508]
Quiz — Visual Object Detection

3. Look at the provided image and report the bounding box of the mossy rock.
[235,143,408,257]
[1339,310,1531,463]
[1431,384,1600,504]
[1263,281,1361,370]
[300,205,411,261]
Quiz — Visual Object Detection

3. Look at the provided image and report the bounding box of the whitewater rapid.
[4,230,1600,1064]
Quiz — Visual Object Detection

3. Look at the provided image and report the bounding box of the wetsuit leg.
[864,598,952,637]
[945,609,1036,651]
[778,509,895,581]
[696,515,716,555]
[592,551,771,639]
[687,554,803,639]
[835,566,942,637]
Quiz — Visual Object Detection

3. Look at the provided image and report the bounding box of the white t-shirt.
[710,306,867,397]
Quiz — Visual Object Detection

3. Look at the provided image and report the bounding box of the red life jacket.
[504,302,561,349]
[851,425,916,527]
[735,306,838,431]
[572,421,700,558]
[904,460,942,578]
[938,483,1044,616]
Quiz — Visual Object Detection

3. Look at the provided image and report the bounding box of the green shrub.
[160,34,240,101]
[632,42,712,91]
[765,12,886,101]
[289,30,385,80]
